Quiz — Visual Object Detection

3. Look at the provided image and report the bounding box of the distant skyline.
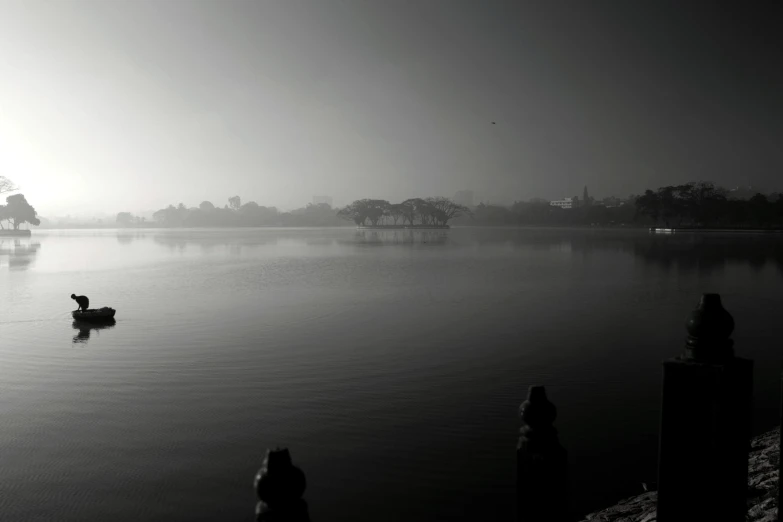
[1,1,781,216]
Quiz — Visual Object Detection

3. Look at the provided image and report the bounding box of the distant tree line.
[0,177,40,230]
[450,198,638,227]
[118,182,783,230]
[119,196,346,227]
[336,197,471,226]
[447,182,783,230]
[635,182,783,229]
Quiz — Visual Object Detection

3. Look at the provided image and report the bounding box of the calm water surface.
[2,227,783,521]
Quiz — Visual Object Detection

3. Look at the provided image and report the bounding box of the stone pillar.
[778,369,783,522]
[656,294,753,522]
[254,448,310,522]
[517,385,568,522]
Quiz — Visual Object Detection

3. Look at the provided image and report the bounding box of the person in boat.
[71,294,90,312]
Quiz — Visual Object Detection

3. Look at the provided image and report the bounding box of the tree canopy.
[337,197,471,226]
[0,176,17,195]
[1,194,40,230]
[116,212,134,226]
[635,182,783,229]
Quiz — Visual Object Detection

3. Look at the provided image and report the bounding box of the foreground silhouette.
[71,294,89,311]
[70,294,117,322]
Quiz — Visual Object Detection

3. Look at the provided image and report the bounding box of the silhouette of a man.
[71,294,89,312]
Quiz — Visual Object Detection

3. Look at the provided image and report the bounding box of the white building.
[550,197,574,209]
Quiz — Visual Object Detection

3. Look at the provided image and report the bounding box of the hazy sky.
[1,1,781,216]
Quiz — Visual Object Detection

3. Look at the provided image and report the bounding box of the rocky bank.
[578,428,780,522]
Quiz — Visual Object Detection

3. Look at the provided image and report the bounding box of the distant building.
[312,196,333,206]
[454,190,474,207]
[550,197,574,209]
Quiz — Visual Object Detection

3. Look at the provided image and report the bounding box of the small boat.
[72,307,116,322]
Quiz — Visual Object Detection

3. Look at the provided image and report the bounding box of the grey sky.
[1,1,781,216]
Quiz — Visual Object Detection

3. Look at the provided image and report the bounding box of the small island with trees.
[0,176,41,237]
[336,197,471,228]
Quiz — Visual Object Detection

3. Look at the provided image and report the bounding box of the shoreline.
[0,229,32,237]
[356,225,450,230]
[650,227,783,234]
[577,427,780,521]
[27,224,783,234]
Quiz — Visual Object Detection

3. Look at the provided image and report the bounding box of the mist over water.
[2,228,783,521]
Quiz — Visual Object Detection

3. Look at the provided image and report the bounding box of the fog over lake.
[2,228,782,521]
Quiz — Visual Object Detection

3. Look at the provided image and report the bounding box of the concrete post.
[656,294,753,522]
[254,448,310,522]
[517,385,568,522]
[778,369,783,522]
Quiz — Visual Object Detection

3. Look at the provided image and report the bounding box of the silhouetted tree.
[238,201,263,224]
[748,193,772,226]
[636,190,662,224]
[199,201,215,211]
[364,199,388,226]
[425,197,471,225]
[153,204,184,226]
[336,197,467,226]
[387,203,405,225]
[633,182,783,229]
[776,194,783,226]
[400,198,429,225]
[337,200,381,226]
[116,212,134,226]
[3,194,40,230]
[228,196,241,210]
[0,176,17,195]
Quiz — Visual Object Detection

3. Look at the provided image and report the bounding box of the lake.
[2,227,783,521]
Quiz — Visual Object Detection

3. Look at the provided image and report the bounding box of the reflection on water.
[116,232,145,244]
[111,226,783,276]
[0,239,41,270]
[631,234,783,275]
[151,231,281,252]
[444,228,783,274]
[72,319,117,345]
[351,229,449,245]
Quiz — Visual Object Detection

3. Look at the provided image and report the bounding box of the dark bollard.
[778,369,783,522]
[254,448,310,522]
[517,385,568,522]
[656,294,753,522]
